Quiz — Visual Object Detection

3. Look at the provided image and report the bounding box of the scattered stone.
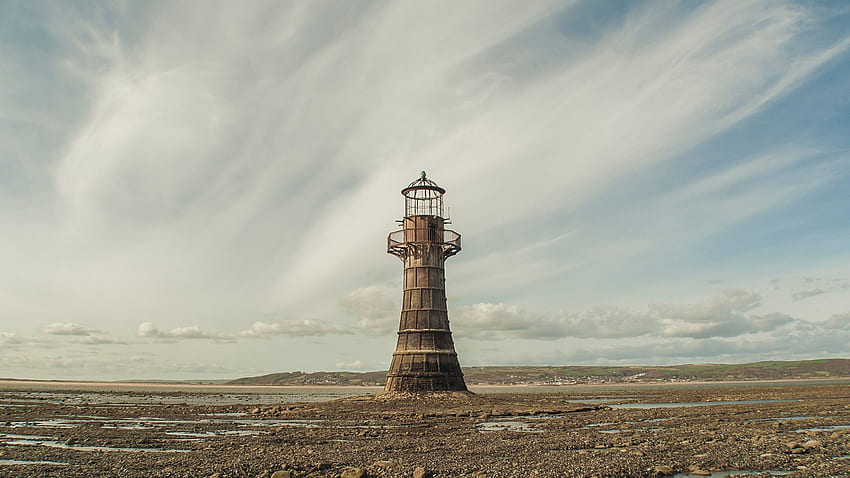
[413,466,428,478]
[340,466,366,478]
[785,441,800,450]
[271,471,294,478]
[470,472,487,478]
[802,439,821,450]
[650,465,674,477]
[372,460,395,468]
[686,465,711,476]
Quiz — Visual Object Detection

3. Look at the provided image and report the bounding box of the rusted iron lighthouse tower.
[384,172,467,393]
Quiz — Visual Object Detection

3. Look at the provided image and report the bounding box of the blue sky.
[2,0,850,380]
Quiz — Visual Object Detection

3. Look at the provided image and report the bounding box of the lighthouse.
[384,172,467,393]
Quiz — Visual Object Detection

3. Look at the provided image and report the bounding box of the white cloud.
[453,290,794,341]
[821,313,850,330]
[0,332,25,346]
[43,322,102,336]
[335,360,363,370]
[75,335,129,345]
[792,288,826,301]
[342,285,399,335]
[238,320,351,338]
[137,322,234,343]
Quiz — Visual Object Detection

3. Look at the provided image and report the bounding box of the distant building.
[383,172,467,393]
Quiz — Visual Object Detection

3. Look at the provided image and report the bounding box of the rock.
[206,474,222,478]
[413,466,428,478]
[470,472,487,478]
[687,467,711,476]
[791,448,806,454]
[802,439,821,449]
[271,472,294,478]
[649,465,674,477]
[372,461,394,468]
[785,441,800,450]
[340,467,366,478]
[250,407,262,414]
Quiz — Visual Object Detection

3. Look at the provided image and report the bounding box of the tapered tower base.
[384,173,468,394]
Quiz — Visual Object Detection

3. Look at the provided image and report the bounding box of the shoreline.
[1,376,848,393]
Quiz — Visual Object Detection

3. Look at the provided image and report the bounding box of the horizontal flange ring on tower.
[397,328,452,334]
[387,229,461,248]
[391,349,458,355]
[386,373,463,379]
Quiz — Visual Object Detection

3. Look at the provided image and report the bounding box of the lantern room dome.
[401,171,445,198]
[400,171,446,217]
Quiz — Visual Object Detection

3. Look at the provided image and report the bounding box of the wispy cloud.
[792,289,826,301]
[0,332,26,346]
[137,322,235,343]
[454,290,794,341]
[239,320,351,338]
[43,322,103,336]
[342,285,399,335]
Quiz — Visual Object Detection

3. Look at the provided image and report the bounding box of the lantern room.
[401,171,446,218]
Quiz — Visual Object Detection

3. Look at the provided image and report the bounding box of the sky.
[2,0,850,381]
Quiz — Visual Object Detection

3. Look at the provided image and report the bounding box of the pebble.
[413,466,427,478]
[650,465,674,477]
[802,439,821,449]
[271,471,294,478]
[687,466,711,476]
[340,466,366,478]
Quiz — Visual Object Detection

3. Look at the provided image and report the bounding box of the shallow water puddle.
[673,471,792,477]
[8,419,77,429]
[0,433,190,453]
[794,424,850,432]
[477,420,544,433]
[612,399,797,409]
[0,459,71,466]
[748,416,813,422]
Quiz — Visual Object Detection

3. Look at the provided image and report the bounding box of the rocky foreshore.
[1,384,849,477]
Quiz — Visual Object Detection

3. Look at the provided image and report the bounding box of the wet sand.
[1,382,848,477]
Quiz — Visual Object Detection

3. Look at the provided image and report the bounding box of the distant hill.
[228,358,850,386]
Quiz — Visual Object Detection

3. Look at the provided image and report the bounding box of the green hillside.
[229,358,850,386]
